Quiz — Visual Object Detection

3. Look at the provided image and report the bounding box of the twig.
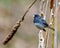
[3,0,37,45]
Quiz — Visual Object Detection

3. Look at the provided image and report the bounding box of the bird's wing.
[40,18,49,27]
[40,18,46,23]
[34,16,49,27]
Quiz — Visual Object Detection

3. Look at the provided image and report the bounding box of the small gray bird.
[33,14,55,32]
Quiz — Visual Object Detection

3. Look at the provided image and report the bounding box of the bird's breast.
[34,23,45,29]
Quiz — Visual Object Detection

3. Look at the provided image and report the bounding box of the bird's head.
[33,14,41,18]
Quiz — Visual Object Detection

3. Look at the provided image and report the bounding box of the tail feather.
[48,26,55,31]
[43,29,46,32]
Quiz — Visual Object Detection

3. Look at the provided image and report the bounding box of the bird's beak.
[33,15,34,18]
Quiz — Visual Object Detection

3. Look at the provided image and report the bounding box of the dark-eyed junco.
[33,14,55,32]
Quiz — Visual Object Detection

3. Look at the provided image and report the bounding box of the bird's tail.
[48,26,55,31]
[43,29,46,32]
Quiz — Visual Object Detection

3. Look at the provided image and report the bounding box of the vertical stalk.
[38,30,45,48]
[38,0,45,48]
[44,0,49,48]
[50,0,58,48]
[54,0,58,48]
[51,15,54,48]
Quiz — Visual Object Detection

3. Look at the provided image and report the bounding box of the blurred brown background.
[0,0,60,48]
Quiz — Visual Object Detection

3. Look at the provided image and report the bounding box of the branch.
[3,0,37,45]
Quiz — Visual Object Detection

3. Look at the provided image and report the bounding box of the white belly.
[34,23,44,29]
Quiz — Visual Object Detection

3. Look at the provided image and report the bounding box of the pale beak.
[33,15,34,18]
